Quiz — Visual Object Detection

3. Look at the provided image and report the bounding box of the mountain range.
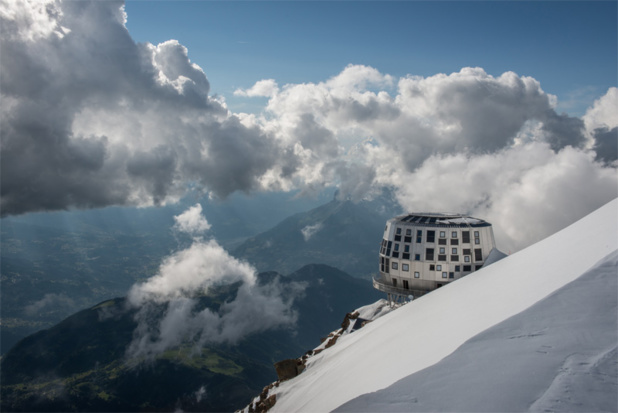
[0,264,382,412]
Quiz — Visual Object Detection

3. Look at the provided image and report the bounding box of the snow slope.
[270,198,618,412]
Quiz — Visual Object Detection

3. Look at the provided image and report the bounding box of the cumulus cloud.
[0,0,286,216]
[125,205,303,360]
[173,203,211,235]
[234,79,279,97]
[2,0,616,254]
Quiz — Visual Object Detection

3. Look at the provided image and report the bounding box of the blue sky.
[125,1,617,116]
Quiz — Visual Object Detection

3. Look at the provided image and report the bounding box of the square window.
[475,238,480,244]
[449,272,454,279]
[406,229,411,236]
[438,254,447,261]
[463,249,471,255]
[463,265,471,271]
[402,264,409,271]
[414,271,420,278]
[394,244,400,251]
[396,228,402,235]
[440,231,446,238]
[404,245,410,253]
[442,272,447,278]
[452,231,458,238]
[439,247,445,254]
[430,264,435,271]
[438,238,447,245]
[464,256,471,262]
[450,239,459,245]
[402,253,410,259]
[474,231,480,237]
[403,280,409,289]
[392,262,398,270]
[404,236,412,243]
[417,252,424,261]
[452,248,458,254]
[436,265,442,271]
[451,255,459,262]
[455,265,460,272]
[392,251,399,258]
[395,235,401,242]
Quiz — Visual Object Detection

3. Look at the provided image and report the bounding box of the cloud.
[125,205,304,360]
[23,293,76,316]
[234,79,279,97]
[173,203,211,235]
[0,0,287,216]
[301,223,323,241]
[2,0,616,255]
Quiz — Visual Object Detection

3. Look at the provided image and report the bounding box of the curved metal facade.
[375,213,496,299]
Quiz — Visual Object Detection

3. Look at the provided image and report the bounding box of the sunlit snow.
[269,198,618,412]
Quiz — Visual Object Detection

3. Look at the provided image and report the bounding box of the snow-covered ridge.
[269,198,618,412]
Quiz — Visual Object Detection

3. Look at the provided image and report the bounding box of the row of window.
[391,228,482,244]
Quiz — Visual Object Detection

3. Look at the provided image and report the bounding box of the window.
[392,251,399,258]
[464,256,471,262]
[414,272,420,278]
[380,257,385,272]
[436,265,442,271]
[438,254,447,261]
[475,249,483,261]
[430,264,435,271]
[452,231,458,238]
[463,249,471,255]
[395,235,401,242]
[394,244,400,251]
[416,230,422,243]
[404,236,412,243]
[406,229,411,236]
[403,280,409,289]
[396,227,401,235]
[386,241,392,256]
[439,247,446,254]
[415,254,421,261]
[474,231,480,245]
[463,265,471,271]
[451,255,459,261]
[438,238,447,245]
[402,253,410,259]
[474,231,480,237]
[475,238,480,245]
[475,265,483,270]
[427,230,435,243]
[442,272,447,278]
[450,239,459,245]
[385,258,390,273]
[440,231,446,238]
[404,245,410,253]
[455,265,460,272]
[402,264,409,271]
[462,231,470,243]
[392,278,398,287]
[425,248,434,261]
[452,248,458,254]
[449,272,454,279]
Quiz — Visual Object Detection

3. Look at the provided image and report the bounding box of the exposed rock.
[274,359,305,381]
[255,394,276,413]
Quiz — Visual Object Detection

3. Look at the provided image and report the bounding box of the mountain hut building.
[373,213,500,304]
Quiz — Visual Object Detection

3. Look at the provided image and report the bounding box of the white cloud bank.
[125,206,303,360]
[1,0,616,253]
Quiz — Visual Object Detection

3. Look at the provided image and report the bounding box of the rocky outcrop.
[274,359,305,381]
